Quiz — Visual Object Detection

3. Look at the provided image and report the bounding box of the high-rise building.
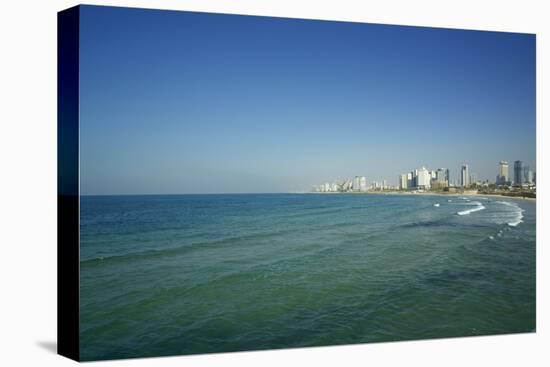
[434,169,448,183]
[496,161,509,185]
[411,170,418,188]
[359,176,368,192]
[407,172,414,189]
[523,166,533,184]
[399,174,408,190]
[344,179,353,192]
[499,161,509,181]
[352,176,361,191]
[416,167,431,189]
[460,164,469,187]
[435,168,448,183]
[514,161,524,185]
[429,168,447,190]
[526,169,533,184]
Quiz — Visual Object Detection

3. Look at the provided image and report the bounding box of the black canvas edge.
[58,5,80,362]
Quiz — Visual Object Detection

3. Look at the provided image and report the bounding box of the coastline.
[310,190,536,202]
[385,191,536,202]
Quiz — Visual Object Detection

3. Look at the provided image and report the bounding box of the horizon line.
[79,192,308,197]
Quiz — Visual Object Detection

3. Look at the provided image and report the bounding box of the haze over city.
[79,7,535,195]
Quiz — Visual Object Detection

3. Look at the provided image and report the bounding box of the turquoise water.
[80,194,536,361]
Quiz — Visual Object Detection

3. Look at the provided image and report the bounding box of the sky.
[79,5,536,195]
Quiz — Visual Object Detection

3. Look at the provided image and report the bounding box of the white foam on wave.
[457,202,486,216]
[495,201,525,227]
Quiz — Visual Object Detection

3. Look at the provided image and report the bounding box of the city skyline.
[312,159,536,193]
[79,6,536,195]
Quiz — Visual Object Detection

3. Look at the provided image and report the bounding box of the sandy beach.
[316,190,536,202]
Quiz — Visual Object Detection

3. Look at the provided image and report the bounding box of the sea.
[79,193,536,360]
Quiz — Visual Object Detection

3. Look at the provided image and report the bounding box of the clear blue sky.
[79,5,536,195]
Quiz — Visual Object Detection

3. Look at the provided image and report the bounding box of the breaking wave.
[496,201,525,227]
[457,201,486,216]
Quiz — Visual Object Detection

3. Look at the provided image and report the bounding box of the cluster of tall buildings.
[497,160,535,186]
[312,176,391,193]
[313,160,535,193]
[398,161,535,191]
[399,167,451,190]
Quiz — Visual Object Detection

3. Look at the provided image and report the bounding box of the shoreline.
[310,191,536,202]
[386,191,536,202]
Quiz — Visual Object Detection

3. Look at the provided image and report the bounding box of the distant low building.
[431,180,448,190]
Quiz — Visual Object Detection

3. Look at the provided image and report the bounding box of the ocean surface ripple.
[79,194,536,360]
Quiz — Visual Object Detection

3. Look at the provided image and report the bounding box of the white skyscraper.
[399,174,408,190]
[526,170,533,184]
[359,176,368,192]
[416,167,431,189]
[352,176,361,191]
[497,161,509,185]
